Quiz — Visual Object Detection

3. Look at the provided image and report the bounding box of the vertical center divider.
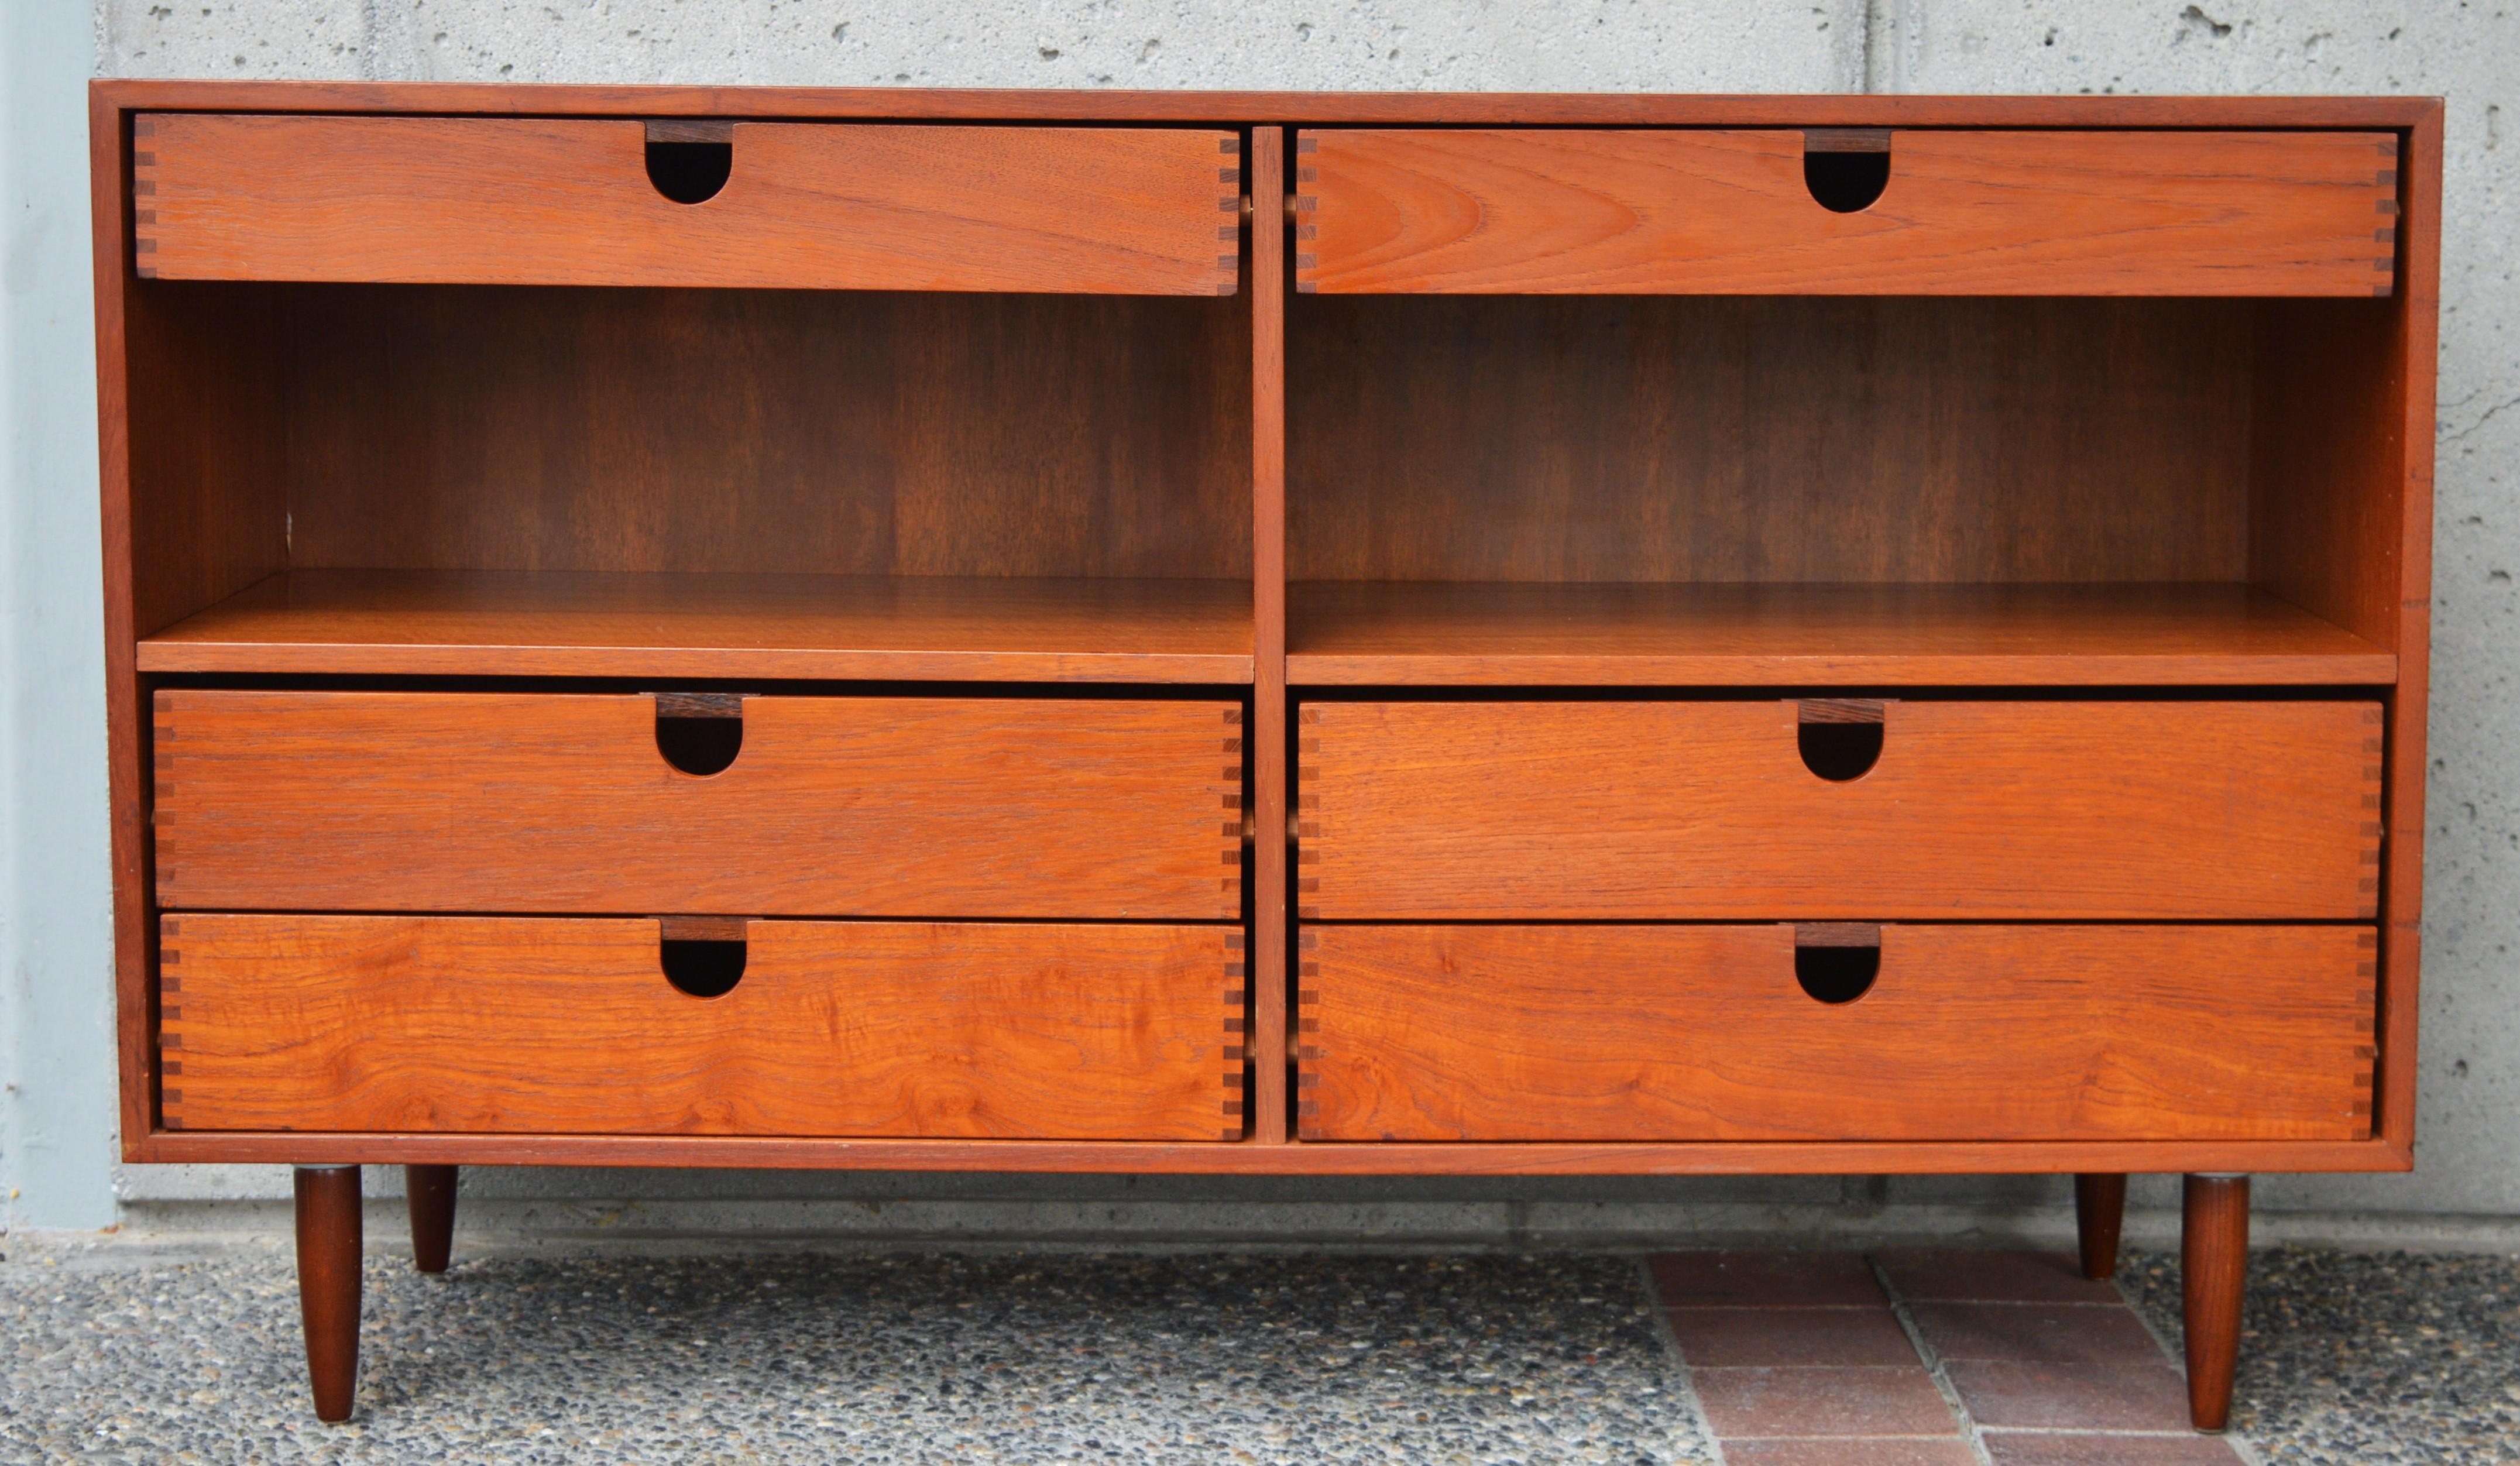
[1249,125,1292,1144]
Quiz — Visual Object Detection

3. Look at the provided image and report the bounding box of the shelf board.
[140,569,1255,683]
[1287,581,2395,686]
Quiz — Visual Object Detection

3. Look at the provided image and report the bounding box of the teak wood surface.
[1297,129,2400,296]
[140,569,1256,683]
[1286,581,2394,686]
[1297,925,2375,1142]
[262,284,1252,588]
[1298,699,2382,921]
[153,690,1244,919]
[161,916,1241,1141]
[90,84,2441,1179]
[138,116,1242,294]
[1246,126,1291,1144]
[1288,295,2267,585]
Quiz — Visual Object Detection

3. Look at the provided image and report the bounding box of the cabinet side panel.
[94,90,150,1155]
[2382,109,2442,1150]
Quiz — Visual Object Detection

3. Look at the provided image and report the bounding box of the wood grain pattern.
[1299,129,2399,295]
[139,569,1255,682]
[2182,1174,2251,1431]
[96,80,2441,130]
[293,1166,362,1422]
[1299,699,2382,921]
[91,85,2437,1186]
[1248,126,1291,1144]
[1296,925,2375,1142]
[153,691,1243,919]
[138,116,1240,293]
[276,284,1249,581]
[120,280,287,638]
[2075,1173,2127,1281]
[2378,107,2443,1152]
[162,916,1238,1140]
[1289,296,2254,584]
[93,87,155,1163]
[404,1164,456,1273]
[1286,581,2394,686]
[131,1129,2408,1175]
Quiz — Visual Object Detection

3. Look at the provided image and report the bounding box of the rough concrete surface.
[2,1241,1710,1465]
[95,1,1869,91]
[21,0,2515,1235]
[5,1235,2516,1464]
[1877,0,2520,1221]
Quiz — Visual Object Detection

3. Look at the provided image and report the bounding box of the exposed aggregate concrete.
[1,1244,1709,1464]
[5,1241,2516,1463]
[2121,1248,2520,1466]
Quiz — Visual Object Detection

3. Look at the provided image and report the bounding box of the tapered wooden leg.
[2074,1173,2127,1280]
[406,1165,458,1273]
[2182,1173,2250,1433]
[294,1165,362,1423]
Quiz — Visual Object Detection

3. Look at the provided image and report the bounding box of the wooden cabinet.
[91,84,2440,1427]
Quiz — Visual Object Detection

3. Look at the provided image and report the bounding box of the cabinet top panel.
[90,80,2440,129]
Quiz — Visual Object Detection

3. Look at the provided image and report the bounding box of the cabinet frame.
[92,83,2439,1177]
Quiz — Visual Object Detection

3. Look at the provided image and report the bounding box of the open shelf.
[1287,582,2395,686]
[140,569,1255,683]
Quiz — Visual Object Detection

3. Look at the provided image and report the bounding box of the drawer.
[1298,924,2376,1142]
[133,115,1242,293]
[158,915,1241,1139]
[153,690,1243,919]
[1298,699,2380,920]
[1296,128,2400,296]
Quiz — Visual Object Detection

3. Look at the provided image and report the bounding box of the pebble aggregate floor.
[1,1238,2512,1464]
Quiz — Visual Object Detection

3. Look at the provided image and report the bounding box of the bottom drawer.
[1299,924,2375,1143]
[160,915,1241,1140]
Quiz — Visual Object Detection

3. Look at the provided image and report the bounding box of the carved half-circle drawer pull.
[1797,697,1886,782]
[1793,921,1881,1005]
[644,119,733,205]
[658,914,749,998]
[1803,128,1891,213]
[653,691,745,776]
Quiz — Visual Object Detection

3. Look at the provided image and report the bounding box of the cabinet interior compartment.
[128,281,1258,683]
[1286,293,2409,686]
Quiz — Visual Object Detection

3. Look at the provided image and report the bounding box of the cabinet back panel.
[1288,295,2253,583]
[279,284,1252,578]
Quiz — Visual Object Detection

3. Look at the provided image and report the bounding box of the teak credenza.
[88,82,2440,1429]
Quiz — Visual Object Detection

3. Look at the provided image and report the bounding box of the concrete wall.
[1,0,2508,1243]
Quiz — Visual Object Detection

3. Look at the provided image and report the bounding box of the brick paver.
[1647,1249,2245,1464]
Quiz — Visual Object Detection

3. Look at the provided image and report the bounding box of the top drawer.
[153,690,1244,919]
[132,115,1242,294]
[1295,129,2401,296]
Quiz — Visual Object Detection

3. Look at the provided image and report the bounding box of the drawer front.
[1296,129,2399,296]
[154,691,1243,919]
[1299,924,2375,1142]
[1299,699,2380,920]
[135,115,1241,293]
[159,915,1241,1139]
